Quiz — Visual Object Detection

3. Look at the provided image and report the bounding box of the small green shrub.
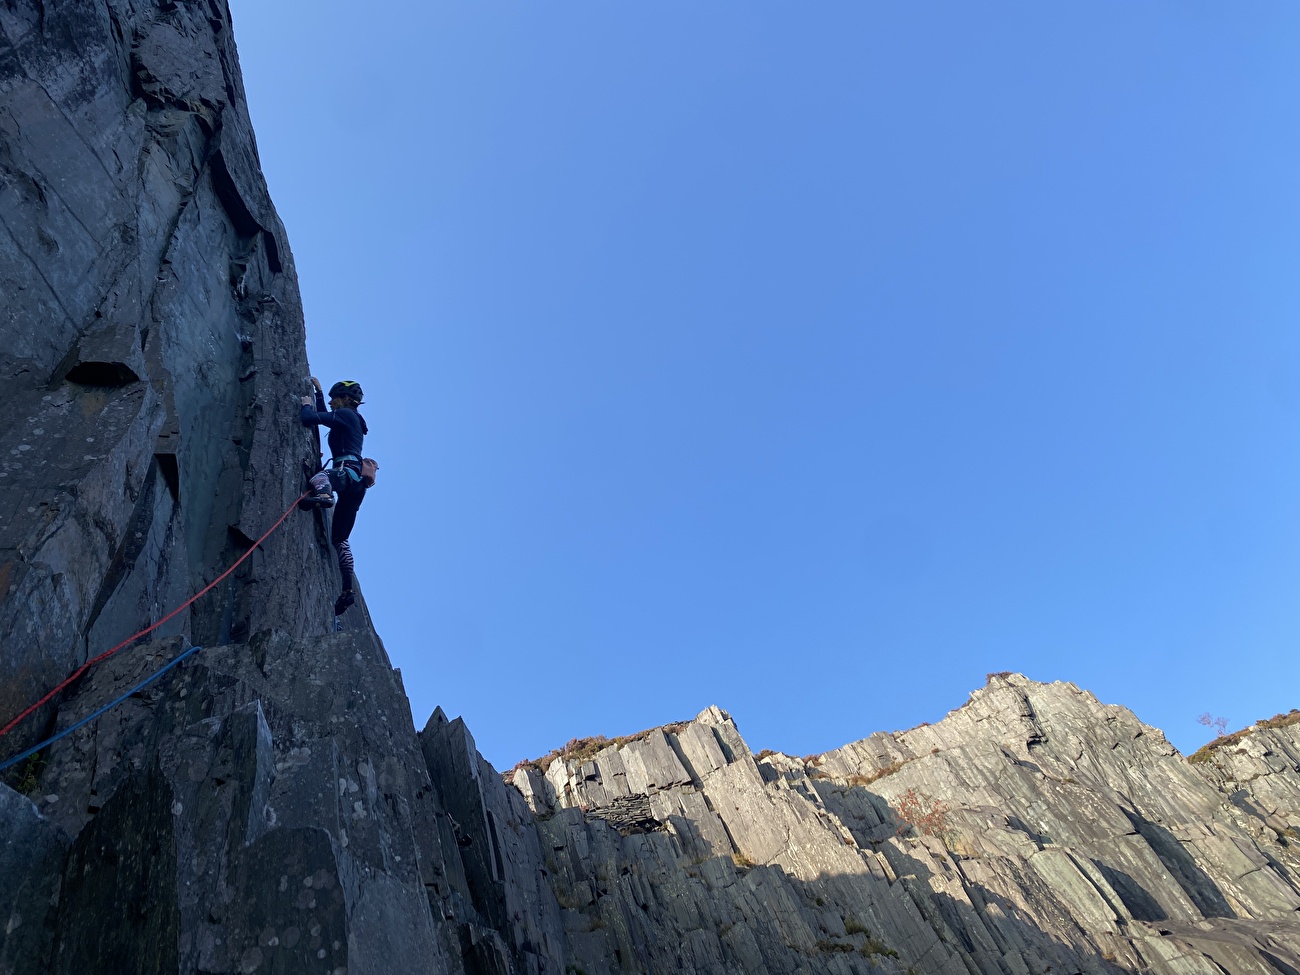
[861,936,899,959]
[14,754,45,795]
[815,940,855,954]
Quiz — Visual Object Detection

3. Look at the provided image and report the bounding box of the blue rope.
[0,645,203,774]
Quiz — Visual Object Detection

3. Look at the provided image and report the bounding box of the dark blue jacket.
[301,390,367,459]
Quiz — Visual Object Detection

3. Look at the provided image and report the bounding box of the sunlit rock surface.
[531,681,1300,975]
[2,4,1298,974]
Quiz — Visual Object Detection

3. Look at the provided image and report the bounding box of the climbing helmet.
[329,380,364,405]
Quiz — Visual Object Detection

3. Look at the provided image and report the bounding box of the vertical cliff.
[2,5,1298,975]
[0,0,335,760]
[0,4,558,973]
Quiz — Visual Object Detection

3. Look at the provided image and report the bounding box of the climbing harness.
[329,453,364,485]
[325,454,378,489]
[0,490,309,743]
[0,645,204,773]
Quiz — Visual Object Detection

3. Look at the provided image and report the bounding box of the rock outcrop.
[1,3,560,972]
[2,4,1298,975]
[0,0,334,766]
[527,680,1300,975]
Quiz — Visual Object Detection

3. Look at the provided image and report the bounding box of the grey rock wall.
[1190,716,1300,869]
[421,710,567,975]
[0,2,503,972]
[2,622,552,975]
[529,680,1300,975]
[0,0,333,762]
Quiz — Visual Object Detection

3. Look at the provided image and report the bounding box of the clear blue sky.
[227,1,1300,769]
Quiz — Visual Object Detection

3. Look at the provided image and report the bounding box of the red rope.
[0,490,310,741]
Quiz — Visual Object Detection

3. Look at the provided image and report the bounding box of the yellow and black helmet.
[329,380,364,405]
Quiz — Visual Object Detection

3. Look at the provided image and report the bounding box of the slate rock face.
[1,622,568,974]
[4,4,1300,975]
[0,785,68,975]
[1190,715,1300,860]
[0,3,557,972]
[0,0,333,763]
[530,682,1300,975]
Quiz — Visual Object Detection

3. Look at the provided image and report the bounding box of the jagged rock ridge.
[522,679,1300,974]
[2,4,1299,975]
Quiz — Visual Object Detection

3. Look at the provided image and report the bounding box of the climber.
[300,377,373,617]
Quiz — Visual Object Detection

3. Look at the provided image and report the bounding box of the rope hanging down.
[0,645,204,773]
[0,490,309,742]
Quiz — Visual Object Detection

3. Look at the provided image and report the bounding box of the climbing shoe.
[299,489,335,510]
[334,590,356,615]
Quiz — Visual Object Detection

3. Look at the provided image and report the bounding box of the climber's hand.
[301,395,313,406]
[310,377,322,391]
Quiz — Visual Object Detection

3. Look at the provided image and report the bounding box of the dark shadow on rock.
[1006,814,1054,848]
[543,817,1143,975]
[1122,808,1235,918]
[50,759,180,975]
[1095,862,1167,923]
[1263,949,1300,975]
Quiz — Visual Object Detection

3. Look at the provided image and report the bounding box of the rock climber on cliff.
[300,377,375,618]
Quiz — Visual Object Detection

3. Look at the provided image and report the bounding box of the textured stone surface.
[421,710,566,975]
[0,4,504,972]
[0,0,333,763]
[0,784,68,975]
[530,681,1300,975]
[1190,716,1300,864]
